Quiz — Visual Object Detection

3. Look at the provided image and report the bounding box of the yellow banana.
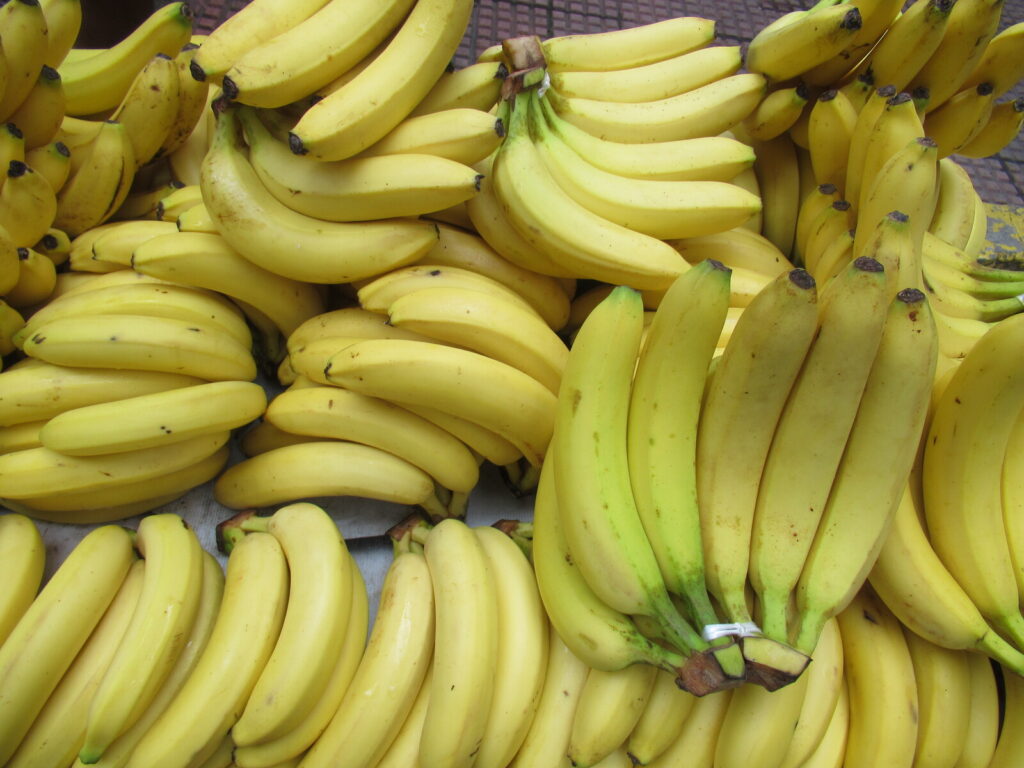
[154,42,209,158]
[924,82,998,157]
[956,96,1024,158]
[24,139,71,194]
[0,0,49,121]
[746,3,863,83]
[6,64,65,150]
[0,160,57,248]
[568,664,658,768]
[110,53,181,166]
[952,652,1000,768]
[0,513,44,648]
[861,0,955,91]
[39,0,82,68]
[410,59,506,116]
[5,246,57,308]
[904,629,972,767]
[355,106,504,165]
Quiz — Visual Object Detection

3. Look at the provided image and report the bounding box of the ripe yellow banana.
[961,20,1024,97]
[7,64,64,150]
[24,139,71,194]
[39,0,82,67]
[0,513,44,648]
[746,3,863,83]
[953,652,1000,768]
[956,96,1024,158]
[861,0,955,91]
[155,42,209,158]
[643,689,733,768]
[751,132,801,258]
[355,106,504,165]
[5,246,57,308]
[0,0,49,121]
[925,82,998,157]
[0,160,57,248]
[110,53,181,166]
[568,664,658,768]
[410,60,506,116]
[904,628,972,766]
[624,670,696,765]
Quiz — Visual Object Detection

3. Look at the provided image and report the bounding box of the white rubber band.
[537,71,551,98]
[702,622,762,642]
[1016,293,1024,306]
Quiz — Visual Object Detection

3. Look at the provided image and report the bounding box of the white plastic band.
[701,622,762,642]
[1016,292,1024,307]
[537,71,551,98]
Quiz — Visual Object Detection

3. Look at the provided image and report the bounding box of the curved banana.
[0,524,135,765]
[201,104,438,283]
[221,0,414,108]
[545,72,766,144]
[930,157,980,251]
[127,531,288,768]
[0,513,44,648]
[990,662,1024,767]
[356,106,504,165]
[925,82,997,158]
[0,360,200,426]
[624,670,696,765]
[173,200,218,232]
[745,4,863,83]
[86,219,179,268]
[323,338,557,467]
[956,96,1024,159]
[40,0,82,68]
[854,90,927,218]
[472,525,549,768]
[285,305,433,351]
[0,160,57,248]
[643,689,733,768]
[7,559,145,768]
[749,257,890,643]
[904,629,972,766]
[371,660,433,768]
[402,403,522,467]
[212,440,439,511]
[0,0,49,121]
[743,83,810,141]
[799,0,902,86]
[239,106,481,222]
[7,64,64,150]
[861,0,955,92]
[793,289,937,653]
[0,224,20,295]
[751,132,801,258]
[837,587,919,768]
[58,1,192,115]
[155,42,209,158]
[409,60,505,116]
[110,53,180,166]
[960,20,1024,97]
[233,555,367,768]
[953,652,1000,768]
[4,245,57,308]
[287,0,473,161]
[807,90,858,194]
[568,664,657,768]
[24,139,71,194]
[540,16,715,72]
[795,679,849,768]
[538,94,754,181]
[22,312,257,381]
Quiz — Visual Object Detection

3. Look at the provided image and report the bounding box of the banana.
[112,179,182,221]
[807,90,858,195]
[0,0,49,121]
[355,106,504,165]
[530,92,761,240]
[854,91,927,219]
[0,513,44,648]
[87,219,180,268]
[960,20,1024,97]
[743,83,810,142]
[385,285,568,394]
[130,230,325,339]
[22,313,257,381]
[239,106,482,222]
[0,160,57,248]
[0,298,24,356]
[173,200,218,232]
[861,0,955,91]
[54,119,136,237]
[837,586,919,768]
[538,94,755,181]
[552,286,726,692]
[624,671,695,765]
[953,653,1000,768]
[904,629,972,767]
[233,555,367,768]
[1002,407,1024,611]
[643,689,733,768]
[166,91,210,186]
[40,380,264,456]
[413,222,571,330]
[24,139,71,193]
[471,525,549,768]
[0,122,25,173]
[550,45,742,104]
[153,42,209,158]
[923,313,1024,648]
[221,0,413,108]
[749,257,890,643]
[507,622,589,768]
[626,261,745,680]
[402,403,522,467]
[0,361,200,426]
[989,663,1024,767]
[59,2,192,115]
[669,227,791,278]
[238,418,320,458]
[323,338,557,467]
[792,289,937,654]
[696,270,818,637]
[568,664,658,768]
[0,524,135,765]
[5,245,57,308]
[799,0,903,86]
[745,4,863,83]
[286,334,431,387]
[110,53,180,166]
[264,385,480,495]
[540,16,716,72]
[212,440,440,512]
[7,559,146,768]
[909,0,1004,113]
[287,0,473,161]
[7,64,65,150]
[286,304,435,351]
[40,0,82,67]
[924,82,997,157]
[956,96,1024,158]
[869,485,1024,673]
[796,680,849,768]
[34,226,71,265]
[297,546,432,768]
[410,60,506,116]
[930,157,979,250]
[544,72,766,144]
[751,132,801,258]
[493,92,687,289]
[201,104,438,283]
[126,531,288,768]
[777,618,845,768]
[810,227,856,286]
[844,83,898,220]
[78,514,205,763]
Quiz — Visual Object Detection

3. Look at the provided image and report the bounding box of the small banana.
[7,65,65,150]
[0,513,44,648]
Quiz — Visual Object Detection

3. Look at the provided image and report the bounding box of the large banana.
[287,0,473,161]
[54,120,136,237]
[221,0,414,108]
[922,313,1024,649]
[626,260,745,680]
[749,257,889,643]
[126,531,288,768]
[110,53,181,166]
[854,90,926,218]
[6,559,146,768]
[924,83,998,157]
[860,0,955,92]
[568,664,658,768]
[78,513,205,763]
[410,59,505,116]
[745,3,863,83]
[0,0,49,121]
[323,338,557,467]
[0,160,57,248]
[39,0,82,68]
[792,289,937,654]
[21,312,257,381]
[837,586,919,768]
[544,72,766,144]
[0,524,135,765]
[264,385,480,496]
[239,105,481,222]
[58,2,192,115]
[0,513,44,648]
[200,104,438,284]
[904,628,972,767]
